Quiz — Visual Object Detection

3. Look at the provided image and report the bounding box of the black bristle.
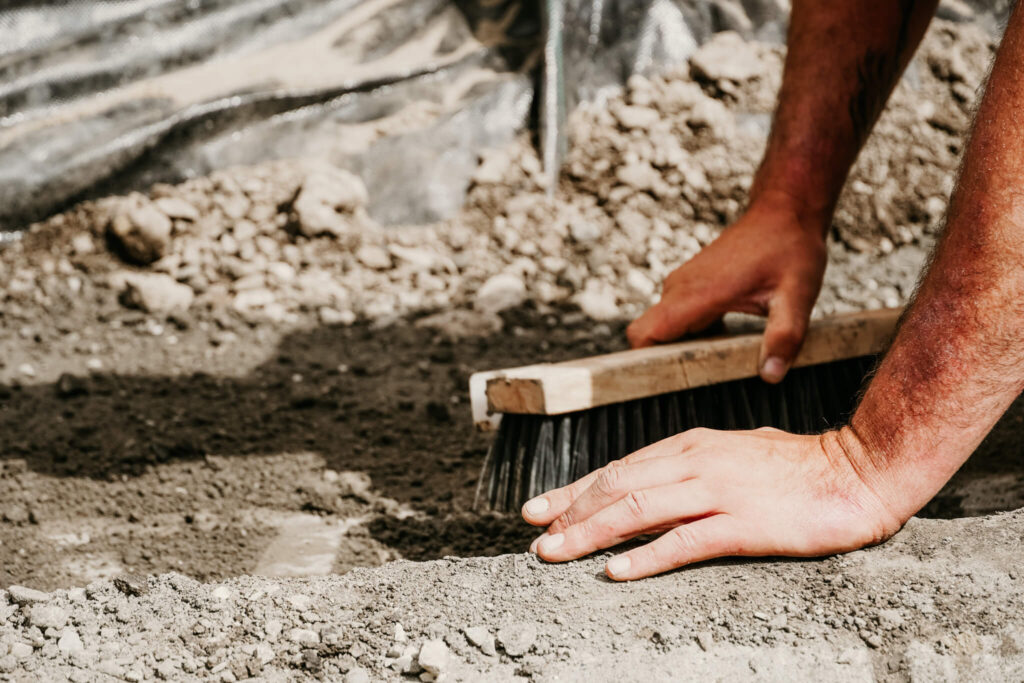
[474,354,881,512]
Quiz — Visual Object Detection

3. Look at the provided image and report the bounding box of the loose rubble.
[0,511,1022,681]
[0,20,993,333]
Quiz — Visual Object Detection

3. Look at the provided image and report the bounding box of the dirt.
[2,511,1024,681]
[0,16,1021,682]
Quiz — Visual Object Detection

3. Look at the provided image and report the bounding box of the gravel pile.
[0,20,993,334]
[1,510,1022,681]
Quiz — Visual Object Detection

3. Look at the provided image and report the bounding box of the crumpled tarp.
[0,0,1006,237]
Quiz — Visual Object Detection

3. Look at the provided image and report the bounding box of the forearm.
[750,0,937,231]
[840,4,1024,523]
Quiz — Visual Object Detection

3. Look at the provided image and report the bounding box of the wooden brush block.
[470,308,902,429]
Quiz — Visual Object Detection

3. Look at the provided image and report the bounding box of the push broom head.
[470,309,901,512]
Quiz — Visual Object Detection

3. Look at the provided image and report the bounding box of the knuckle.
[623,490,649,519]
[595,461,626,496]
[666,525,700,559]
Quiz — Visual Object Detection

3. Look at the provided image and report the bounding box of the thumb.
[759,283,814,383]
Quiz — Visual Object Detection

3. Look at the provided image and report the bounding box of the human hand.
[521,427,905,581]
[627,197,827,383]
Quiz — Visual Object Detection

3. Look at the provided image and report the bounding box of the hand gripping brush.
[470,308,902,512]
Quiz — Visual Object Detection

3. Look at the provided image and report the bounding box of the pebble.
[690,31,766,82]
[17,363,35,378]
[287,628,320,645]
[464,626,497,656]
[27,605,67,630]
[356,245,391,270]
[293,164,368,241]
[9,643,33,658]
[696,632,714,651]
[108,196,172,264]
[8,586,50,605]
[119,273,194,315]
[344,667,371,683]
[474,273,526,314]
[497,623,536,657]
[211,586,232,601]
[418,639,449,675]
[57,628,83,655]
[113,574,149,597]
[154,197,199,221]
[574,279,620,320]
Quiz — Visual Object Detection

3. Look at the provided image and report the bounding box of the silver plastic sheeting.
[0,0,1007,238]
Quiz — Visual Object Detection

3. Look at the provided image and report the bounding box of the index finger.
[521,429,704,527]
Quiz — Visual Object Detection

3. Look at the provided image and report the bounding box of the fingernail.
[761,356,788,383]
[529,536,541,554]
[524,497,549,517]
[539,533,564,554]
[607,555,631,578]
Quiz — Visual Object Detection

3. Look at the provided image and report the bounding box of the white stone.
[690,31,766,82]
[356,245,392,270]
[211,586,232,601]
[575,279,620,321]
[286,628,319,645]
[154,197,199,221]
[464,626,496,656]
[293,164,368,240]
[57,628,84,656]
[614,104,661,130]
[418,639,449,675]
[120,273,194,315]
[474,273,526,314]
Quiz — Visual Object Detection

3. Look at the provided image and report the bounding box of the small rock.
[57,628,83,655]
[569,218,603,244]
[614,104,661,130]
[255,643,275,665]
[211,586,232,601]
[344,668,371,683]
[17,363,35,378]
[70,233,95,256]
[474,273,526,314]
[293,164,369,242]
[287,594,312,611]
[394,623,408,643]
[575,279,620,320]
[287,628,320,645]
[9,643,33,658]
[418,639,449,675]
[464,626,496,656]
[615,161,661,193]
[690,31,765,82]
[113,574,149,597]
[318,307,356,326]
[120,273,194,315]
[696,632,713,651]
[414,309,502,340]
[27,605,67,630]
[497,623,536,657]
[154,197,200,221]
[8,586,50,605]
[108,196,172,264]
[356,245,392,270]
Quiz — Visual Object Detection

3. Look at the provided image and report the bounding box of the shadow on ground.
[1,306,1022,566]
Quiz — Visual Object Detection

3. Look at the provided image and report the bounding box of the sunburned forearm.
[751,0,937,230]
[839,3,1024,522]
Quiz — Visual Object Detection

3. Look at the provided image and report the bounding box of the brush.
[470,308,901,512]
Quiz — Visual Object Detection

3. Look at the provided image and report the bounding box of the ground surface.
[1,17,1022,682]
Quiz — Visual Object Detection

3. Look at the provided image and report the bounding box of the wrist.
[819,427,908,533]
[744,188,832,241]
